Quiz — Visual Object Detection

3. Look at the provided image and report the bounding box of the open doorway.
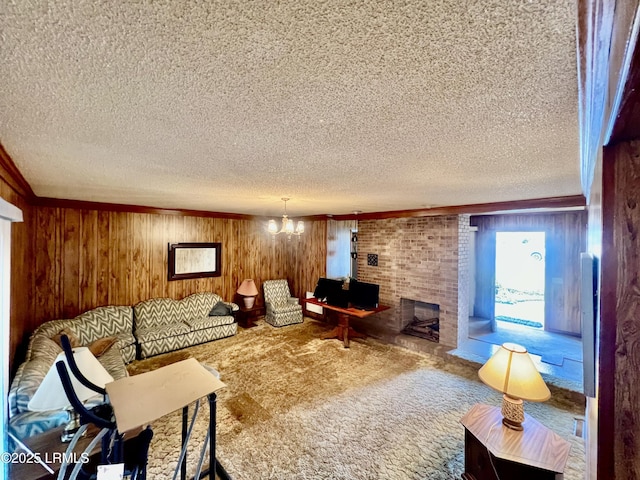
[464,215,585,386]
[495,231,545,331]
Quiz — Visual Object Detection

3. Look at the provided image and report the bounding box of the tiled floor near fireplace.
[451,317,584,397]
[360,315,584,402]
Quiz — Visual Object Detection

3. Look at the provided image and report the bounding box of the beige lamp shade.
[28,347,114,411]
[478,342,550,402]
[237,279,259,296]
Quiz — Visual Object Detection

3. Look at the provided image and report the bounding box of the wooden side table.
[235,304,264,328]
[460,404,571,480]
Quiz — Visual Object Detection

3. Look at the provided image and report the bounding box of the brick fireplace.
[401,298,440,342]
[354,215,470,348]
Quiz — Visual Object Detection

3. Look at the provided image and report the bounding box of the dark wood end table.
[460,404,571,480]
[235,304,264,328]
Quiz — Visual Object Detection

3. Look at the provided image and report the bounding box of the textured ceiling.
[0,0,580,217]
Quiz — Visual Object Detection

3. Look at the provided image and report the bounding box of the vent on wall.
[367,254,378,266]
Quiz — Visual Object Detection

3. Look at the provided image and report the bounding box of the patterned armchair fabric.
[263,279,303,327]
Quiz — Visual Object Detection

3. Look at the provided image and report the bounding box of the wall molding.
[331,196,586,220]
[0,144,35,202]
[34,196,258,221]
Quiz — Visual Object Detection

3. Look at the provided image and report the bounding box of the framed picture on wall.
[168,242,222,281]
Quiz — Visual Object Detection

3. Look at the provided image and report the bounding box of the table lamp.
[478,342,551,431]
[28,347,114,441]
[237,279,259,308]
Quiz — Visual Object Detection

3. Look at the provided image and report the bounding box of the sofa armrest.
[227,302,240,312]
[287,297,299,305]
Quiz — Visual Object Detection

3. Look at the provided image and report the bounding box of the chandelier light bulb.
[268,198,304,238]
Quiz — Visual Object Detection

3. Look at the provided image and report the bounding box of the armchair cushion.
[266,303,301,314]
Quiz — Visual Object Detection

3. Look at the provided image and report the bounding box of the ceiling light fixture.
[268,198,304,238]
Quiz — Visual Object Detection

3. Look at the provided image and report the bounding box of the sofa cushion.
[98,344,128,380]
[72,306,134,344]
[184,315,235,331]
[89,336,118,357]
[8,410,70,442]
[135,323,191,343]
[13,358,54,414]
[30,335,62,364]
[34,306,133,346]
[50,329,82,349]
[134,292,221,330]
[209,301,233,316]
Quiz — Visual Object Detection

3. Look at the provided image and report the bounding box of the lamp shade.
[237,279,259,297]
[28,347,114,411]
[478,342,550,402]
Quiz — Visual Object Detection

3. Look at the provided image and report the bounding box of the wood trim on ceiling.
[34,196,258,220]
[330,195,586,221]
[35,195,585,221]
[0,143,36,201]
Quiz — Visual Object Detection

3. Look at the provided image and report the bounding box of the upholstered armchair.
[262,279,304,327]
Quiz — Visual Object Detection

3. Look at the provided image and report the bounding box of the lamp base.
[501,394,525,431]
[243,296,255,309]
[61,408,84,442]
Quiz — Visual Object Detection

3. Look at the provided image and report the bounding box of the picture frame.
[168,242,222,281]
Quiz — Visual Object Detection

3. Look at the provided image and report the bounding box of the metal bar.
[181,405,188,480]
[209,393,216,480]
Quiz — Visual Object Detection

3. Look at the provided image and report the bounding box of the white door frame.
[0,198,23,477]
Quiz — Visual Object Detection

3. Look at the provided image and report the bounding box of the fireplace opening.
[401,298,440,342]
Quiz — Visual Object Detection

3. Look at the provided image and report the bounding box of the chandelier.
[268,198,304,237]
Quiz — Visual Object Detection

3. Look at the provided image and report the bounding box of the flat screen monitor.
[349,279,380,310]
[313,278,344,302]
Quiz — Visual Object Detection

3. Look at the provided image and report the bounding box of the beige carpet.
[128,318,585,480]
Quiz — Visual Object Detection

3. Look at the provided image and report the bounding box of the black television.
[349,279,380,310]
[313,277,344,302]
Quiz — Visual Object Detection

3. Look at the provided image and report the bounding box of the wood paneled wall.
[471,211,587,335]
[1,200,326,371]
[600,140,640,479]
[32,207,326,324]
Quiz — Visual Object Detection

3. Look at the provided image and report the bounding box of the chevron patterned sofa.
[8,305,135,441]
[133,292,237,358]
[8,292,237,441]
